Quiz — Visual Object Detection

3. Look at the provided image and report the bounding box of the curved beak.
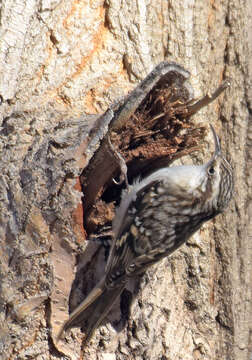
[209,124,221,159]
[204,125,222,169]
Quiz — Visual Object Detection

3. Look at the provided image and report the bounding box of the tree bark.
[0,1,251,360]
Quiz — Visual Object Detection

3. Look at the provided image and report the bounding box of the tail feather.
[83,284,125,344]
[57,277,124,343]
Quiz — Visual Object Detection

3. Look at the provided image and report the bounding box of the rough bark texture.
[0,1,251,360]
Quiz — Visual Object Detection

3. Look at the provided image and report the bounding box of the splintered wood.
[110,82,206,167]
[85,77,207,234]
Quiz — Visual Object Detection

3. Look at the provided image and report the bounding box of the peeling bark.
[0,1,251,360]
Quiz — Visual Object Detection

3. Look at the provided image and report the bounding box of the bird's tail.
[57,276,124,344]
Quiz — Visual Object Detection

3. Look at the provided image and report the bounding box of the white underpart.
[113,164,206,239]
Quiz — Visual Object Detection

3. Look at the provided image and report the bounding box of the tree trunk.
[0,1,251,359]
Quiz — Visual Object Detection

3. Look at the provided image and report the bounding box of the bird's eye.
[208,166,215,175]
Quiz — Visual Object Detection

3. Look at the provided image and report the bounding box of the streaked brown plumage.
[57,125,233,343]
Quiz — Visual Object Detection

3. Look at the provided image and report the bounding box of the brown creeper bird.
[58,125,233,343]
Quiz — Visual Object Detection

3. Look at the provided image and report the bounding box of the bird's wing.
[105,180,163,286]
[106,178,201,280]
